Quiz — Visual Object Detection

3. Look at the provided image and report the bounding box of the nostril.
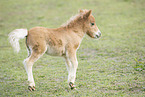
[96,35,99,38]
[95,32,101,38]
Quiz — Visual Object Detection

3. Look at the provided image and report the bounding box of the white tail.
[8,29,28,53]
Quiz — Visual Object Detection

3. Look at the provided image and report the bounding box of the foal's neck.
[63,21,85,39]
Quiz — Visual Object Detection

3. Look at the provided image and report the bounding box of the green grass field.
[0,0,145,96]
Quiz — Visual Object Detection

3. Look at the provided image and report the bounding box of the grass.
[0,0,145,96]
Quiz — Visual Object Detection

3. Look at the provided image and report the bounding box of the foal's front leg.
[65,51,78,89]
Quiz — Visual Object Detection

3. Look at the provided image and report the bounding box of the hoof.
[28,86,35,91]
[69,82,76,90]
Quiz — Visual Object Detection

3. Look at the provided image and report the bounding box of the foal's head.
[80,9,101,39]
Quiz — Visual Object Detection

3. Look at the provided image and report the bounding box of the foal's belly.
[46,45,65,56]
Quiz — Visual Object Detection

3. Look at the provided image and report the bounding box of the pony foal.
[8,9,101,91]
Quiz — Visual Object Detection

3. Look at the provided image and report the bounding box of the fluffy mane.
[61,13,81,27]
[61,9,91,27]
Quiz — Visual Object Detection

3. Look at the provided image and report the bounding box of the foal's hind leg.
[23,46,46,91]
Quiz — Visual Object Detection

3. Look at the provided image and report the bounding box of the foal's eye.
[91,23,94,26]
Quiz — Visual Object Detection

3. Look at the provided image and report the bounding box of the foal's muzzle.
[95,29,101,38]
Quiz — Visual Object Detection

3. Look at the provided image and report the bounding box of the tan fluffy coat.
[8,9,101,91]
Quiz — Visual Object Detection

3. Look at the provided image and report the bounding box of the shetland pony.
[8,9,101,91]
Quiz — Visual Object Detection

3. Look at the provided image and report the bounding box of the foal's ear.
[83,10,92,19]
